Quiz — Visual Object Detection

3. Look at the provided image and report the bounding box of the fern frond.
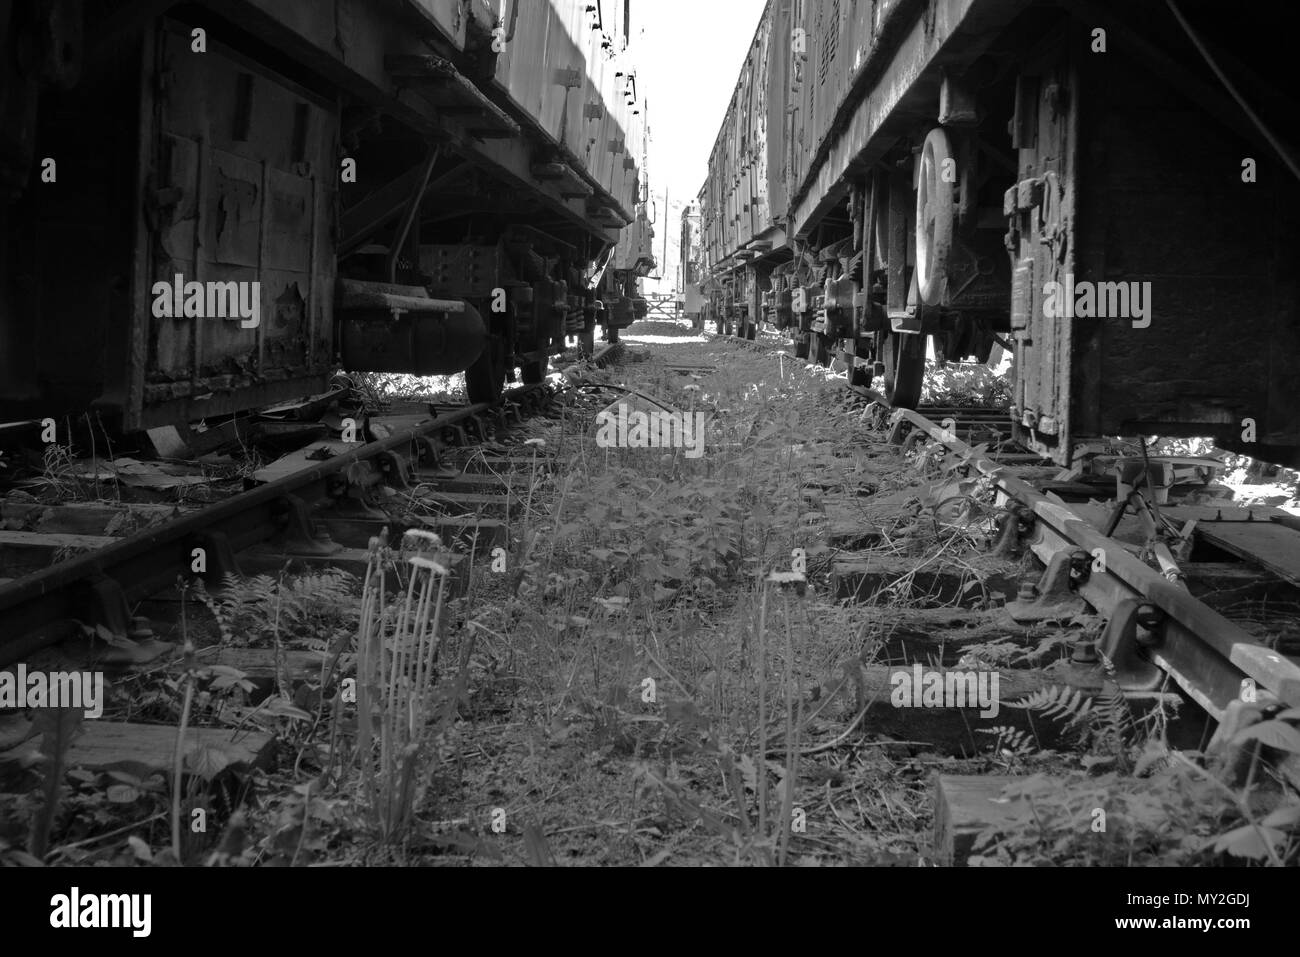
[1009,685,1094,725]
[977,725,1036,755]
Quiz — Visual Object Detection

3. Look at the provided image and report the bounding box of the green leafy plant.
[973,690,1300,865]
[199,570,357,650]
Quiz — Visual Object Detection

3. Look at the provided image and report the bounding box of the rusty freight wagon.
[0,0,650,431]
[698,0,1299,467]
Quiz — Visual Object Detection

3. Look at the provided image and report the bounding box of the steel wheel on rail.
[521,358,548,384]
[810,330,832,366]
[466,335,508,404]
[879,331,925,408]
[916,127,955,307]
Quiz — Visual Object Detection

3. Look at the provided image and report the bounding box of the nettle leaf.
[106,784,142,803]
[1210,824,1286,860]
[1234,719,1300,753]
[126,835,153,862]
[185,746,230,781]
[205,665,248,680]
[1261,802,1300,829]
[209,671,256,693]
[264,697,313,722]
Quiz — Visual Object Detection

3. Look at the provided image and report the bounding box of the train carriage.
[698,0,1300,467]
[0,0,654,432]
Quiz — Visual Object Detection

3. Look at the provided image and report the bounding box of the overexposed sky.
[633,0,768,293]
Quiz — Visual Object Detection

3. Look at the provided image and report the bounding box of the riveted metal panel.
[489,0,641,215]
[133,20,336,429]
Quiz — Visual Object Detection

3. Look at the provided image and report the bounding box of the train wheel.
[466,336,507,404]
[811,331,832,366]
[880,332,925,408]
[916,127,955,306]
[521,359,548,384]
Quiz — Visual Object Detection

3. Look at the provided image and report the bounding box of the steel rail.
[0,396,510,666]
[0,342,624,665]
[893,408,1300,720]
[708,328,1300,719]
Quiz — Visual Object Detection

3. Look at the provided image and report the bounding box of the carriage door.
[1005,34,1078,465]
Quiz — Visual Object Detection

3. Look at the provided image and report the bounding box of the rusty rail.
[709,328,1300,720]
[0,342,623,666]
[891,407,1300,720]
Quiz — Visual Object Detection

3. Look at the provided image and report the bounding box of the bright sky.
[634,0,768,294]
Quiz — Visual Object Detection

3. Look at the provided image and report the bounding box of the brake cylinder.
[339,299,488,374]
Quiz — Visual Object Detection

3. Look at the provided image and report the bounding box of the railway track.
[0,344,621,771]
[4,326,1298,867]
[717,329,1300,728]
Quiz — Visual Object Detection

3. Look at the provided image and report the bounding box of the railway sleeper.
[321,515,509,554]
[0,723,276,797]
[149,646,338,709]
[458,454,554,474]
[837,665,1069,756]
[416,491,522,518]
[411,471,533,494]
[935,691,1277,868]
[236,547,469,600]
[831,557,1019,608]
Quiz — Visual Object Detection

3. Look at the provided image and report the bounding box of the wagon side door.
[140,20,337,430]
[1005,32,1078,464]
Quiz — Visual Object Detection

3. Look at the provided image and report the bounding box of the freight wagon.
[0,0,653,431]
[698,0,1299,467]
